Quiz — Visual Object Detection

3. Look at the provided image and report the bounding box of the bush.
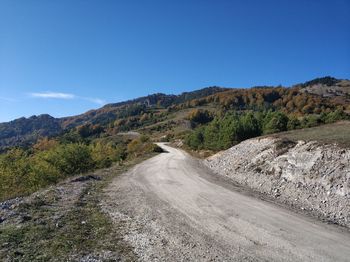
[29,157,62,189]
[263,111,288,134]
[127,139,142,157]
[186,111,263,151]
[300,115,320,128]
[140,135,150,143]
[90,142,125,169]
[76,124,104,138]
[127,138,164,157]
[324,110,346,124]
[0,134,164,201]
[38,143,94,175]
[185,128,204,150]
[0,149,32,199]
[240,112,261,140]
[0,142,125,201]
[287,116,301,130]
[187,109,213,125]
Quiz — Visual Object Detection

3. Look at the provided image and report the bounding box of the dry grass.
[0,153,158,261]
[271,121,350,148]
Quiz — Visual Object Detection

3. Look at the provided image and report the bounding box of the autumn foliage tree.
[187,109,213,125]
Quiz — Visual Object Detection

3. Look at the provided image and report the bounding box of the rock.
[20,214,32,223]
[14,250,24,256]
[72,175,101,182]
[204,136,350,228]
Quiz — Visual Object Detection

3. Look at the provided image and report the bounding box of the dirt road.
[102,143,350,261]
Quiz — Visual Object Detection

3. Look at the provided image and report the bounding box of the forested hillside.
[0,115,62,151]
[1,77,349,152]
[0,87,227,150]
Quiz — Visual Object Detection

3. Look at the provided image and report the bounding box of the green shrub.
[90,142,125,169]
[300,115,320,128]
[263,111,288,134]
[287,116,301,130]
[0,142,119,200]
[28,157,62,190]
[0,149,32,199]
[324,110,346,124]
[185,128,204,150]
[38,143,94,175]
[185,111,263,151]
[127,138,162,157]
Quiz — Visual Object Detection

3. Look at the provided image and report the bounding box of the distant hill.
[298,76,350,99]
[0,87,227,150]
[0,77,349,150]
[0,114,62,150]
[61,86,227,128]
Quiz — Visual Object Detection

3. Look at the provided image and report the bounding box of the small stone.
[20,214,32,223]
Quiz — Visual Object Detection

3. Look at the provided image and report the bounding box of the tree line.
[185,109,348,151]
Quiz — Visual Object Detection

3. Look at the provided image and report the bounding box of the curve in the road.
[105,143,350,261]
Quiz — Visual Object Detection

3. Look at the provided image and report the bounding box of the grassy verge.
[271,121,350,148]
[0,153,158,262]
[176,144,215,159]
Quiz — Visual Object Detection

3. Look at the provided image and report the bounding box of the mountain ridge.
[0,86,227,150]
[1,77,349,150]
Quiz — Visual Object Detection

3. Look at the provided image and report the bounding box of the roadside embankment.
[205,137,350,228]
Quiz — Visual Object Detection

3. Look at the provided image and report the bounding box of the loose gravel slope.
[206,137,350,228]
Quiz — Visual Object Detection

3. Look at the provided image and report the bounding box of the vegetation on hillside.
[272,121,350,148]
[0,155,143,261]
[185,109,348,151]
[0,76,350,201]
[2,77,350,151]
[0,129,161,201]
[173,85,348,115]
[0,115,62,151]
[299,76,340,87]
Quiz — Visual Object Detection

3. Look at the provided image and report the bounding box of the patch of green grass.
[271,121,350,148]
[0,187,113,261]
[0,184,134,261]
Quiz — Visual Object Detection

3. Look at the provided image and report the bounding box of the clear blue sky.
[1,0,349,122]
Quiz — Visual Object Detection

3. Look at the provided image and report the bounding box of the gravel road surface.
[102,143,350,261]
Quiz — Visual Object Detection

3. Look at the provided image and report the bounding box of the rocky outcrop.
[205,137,350,228]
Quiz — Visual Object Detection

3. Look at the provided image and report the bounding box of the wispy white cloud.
[30,92,75,99]
[82,97,106,105]
[28,91,106,105]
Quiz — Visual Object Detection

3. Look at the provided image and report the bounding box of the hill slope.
[0,87,227,150]
[0,114,62,150]
[0,77,349,150]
